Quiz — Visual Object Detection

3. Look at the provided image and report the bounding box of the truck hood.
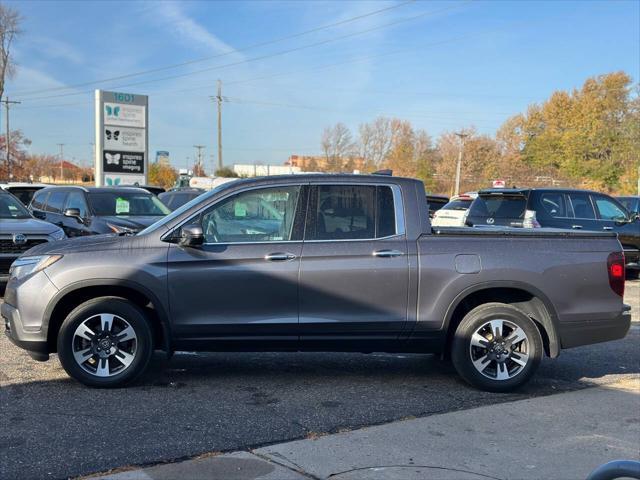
[0,217,61,235]
[26,233,136,255]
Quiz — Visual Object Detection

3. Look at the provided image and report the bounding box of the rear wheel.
[451,303,543,392]
[57,297,153,388]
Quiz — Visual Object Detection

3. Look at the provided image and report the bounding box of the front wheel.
[57,297,153,388]
[451,303,543,392]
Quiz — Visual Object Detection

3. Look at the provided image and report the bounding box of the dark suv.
[29,186,170,237]
[466,188,640,273]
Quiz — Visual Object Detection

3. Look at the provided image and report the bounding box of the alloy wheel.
[469,318,530,381]
[71,313,138,377]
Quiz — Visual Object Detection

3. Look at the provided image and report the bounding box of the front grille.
[0,257,15,275]
[0,238,48,254]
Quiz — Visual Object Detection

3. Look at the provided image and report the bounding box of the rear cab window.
[307,184,398,240]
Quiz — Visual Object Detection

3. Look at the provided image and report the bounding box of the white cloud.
[24,36,84,65]
[154,1,243,59]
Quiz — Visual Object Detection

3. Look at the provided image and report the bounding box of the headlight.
[49,228,66,241]
[107,223,136,235]
[9,255,63,280]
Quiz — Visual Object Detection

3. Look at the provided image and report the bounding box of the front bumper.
[559,304,632,349]
[2,270,59,360]
[3,302,50,360]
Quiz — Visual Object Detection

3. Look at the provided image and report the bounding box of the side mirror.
[64,208,84,224]
[179,224,204,247]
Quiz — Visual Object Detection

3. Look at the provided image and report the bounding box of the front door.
[298,184,409,348]
[168,184,307,350]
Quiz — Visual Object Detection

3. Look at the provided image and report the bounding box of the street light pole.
[454,131,469,196]
[2,97,21,181]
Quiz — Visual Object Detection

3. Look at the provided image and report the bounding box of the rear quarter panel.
[414,234,624,335]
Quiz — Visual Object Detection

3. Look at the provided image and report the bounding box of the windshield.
[137,183,234,236]
[0,193,32,219]
[469,194,527,219]
[88,191,170,217]
[618,197,639,213]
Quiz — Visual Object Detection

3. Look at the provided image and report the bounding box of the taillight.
[607,252,625,297]
[523,210,541,228]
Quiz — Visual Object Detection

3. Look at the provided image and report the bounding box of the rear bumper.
[623,248,639,269]
[559,304,632,349]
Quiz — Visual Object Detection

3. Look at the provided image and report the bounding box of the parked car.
[618,196,639,218]
[4,175,630,391]
[29,186,170,237]
[158,188,205,210]
[426,194,449,218]
[466,188,640,273]
[432,193,477,227]
[0,189,65,282]
[0,182,48,206]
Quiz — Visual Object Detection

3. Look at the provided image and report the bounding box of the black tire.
[57,297,153,388]
[451,302,543,393]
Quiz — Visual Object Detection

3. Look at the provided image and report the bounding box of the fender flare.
[443,280,561,357]
[44,278,172,353]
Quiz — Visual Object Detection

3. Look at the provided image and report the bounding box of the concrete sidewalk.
[96,378,640,480]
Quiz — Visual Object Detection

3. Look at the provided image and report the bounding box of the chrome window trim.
[163,180,406,244]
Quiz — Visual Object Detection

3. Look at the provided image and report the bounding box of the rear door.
[566,192,599,231]
[298,183,409,347]
[529,191,572,229]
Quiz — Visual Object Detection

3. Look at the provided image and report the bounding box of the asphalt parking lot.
[1,281,639,480]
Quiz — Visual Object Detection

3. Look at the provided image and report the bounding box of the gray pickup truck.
[3,174,631,391]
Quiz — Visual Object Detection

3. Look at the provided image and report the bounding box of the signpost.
[95,90,148,186]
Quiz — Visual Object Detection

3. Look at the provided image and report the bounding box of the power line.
[11,0,417,98]
[15,2,470,102]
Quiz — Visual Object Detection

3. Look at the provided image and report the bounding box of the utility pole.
[2,97,21,181]
[210,80,223,174]
[193,145,205,174]
[57,143,65,183]
[454,131,469,196]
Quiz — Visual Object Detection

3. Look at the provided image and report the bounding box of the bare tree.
[359,117,393,170]
[0,3,21,103]
[321,122,356,172]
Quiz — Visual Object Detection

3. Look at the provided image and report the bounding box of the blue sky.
[6,0,640,172]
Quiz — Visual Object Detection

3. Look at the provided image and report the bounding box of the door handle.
[603,226,613,231]
[373,249,404,258]
[571,225,583,229]
[265,252,297,261]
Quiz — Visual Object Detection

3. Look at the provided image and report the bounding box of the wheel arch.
[44,279,172,354]
[443,281,560,358]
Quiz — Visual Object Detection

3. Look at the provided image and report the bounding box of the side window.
[567,193,595,219]
[309,185,397,240]
[65,191,88,217]
[593,195,628,221]
[535,192,567,218]
[201,186,301,243]
[31,191,49,210]
[45,191,68,214]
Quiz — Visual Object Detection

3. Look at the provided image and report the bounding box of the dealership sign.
[95,90,148,186]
